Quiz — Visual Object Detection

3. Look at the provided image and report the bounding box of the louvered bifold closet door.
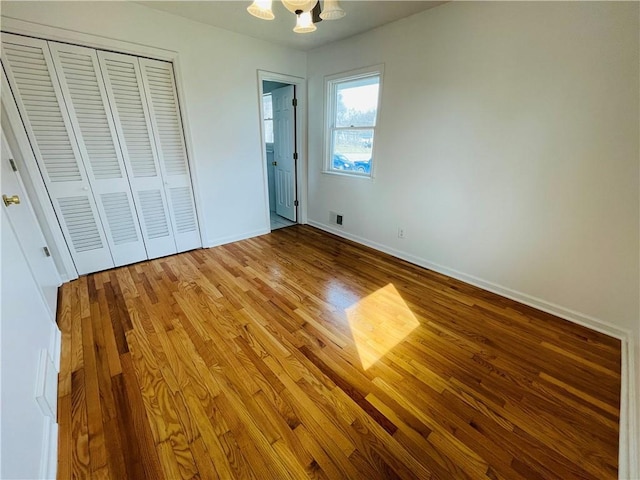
[0,33,114,274]
[139,59,201,252]
[48,42,148,267]
[96,50,177,259]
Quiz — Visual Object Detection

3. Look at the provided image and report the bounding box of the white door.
[1,33,115,275]
[97,50,178,259]
[272,85,297,222]
[1,131,61,320]
[139,58,201,252]
[1,208,60,480]
[49,42,149,267]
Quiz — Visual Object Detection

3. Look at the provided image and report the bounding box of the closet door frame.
[0,22,206,279]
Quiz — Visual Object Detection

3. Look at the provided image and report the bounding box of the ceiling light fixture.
[246,0,346,34]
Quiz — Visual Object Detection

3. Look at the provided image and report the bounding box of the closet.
[1,33,200,275]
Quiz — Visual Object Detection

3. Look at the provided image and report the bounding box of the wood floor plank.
[70,368,90,478]
[56,394,72,480]
[57,225,621,479]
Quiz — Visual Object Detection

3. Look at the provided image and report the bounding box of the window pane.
[332,129,373,174]
[263,94,273,119]
[335,76,379,128]
[264,119,273,143]
[263,94,273,143]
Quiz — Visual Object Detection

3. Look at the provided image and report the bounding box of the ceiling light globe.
[319,0,345,20]
[247,0,275,20]
[293,11,317,33]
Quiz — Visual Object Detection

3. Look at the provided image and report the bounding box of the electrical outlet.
[330,211,344,227]
[398,228,405,239]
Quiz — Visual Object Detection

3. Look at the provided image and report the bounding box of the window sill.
[321,170,374,181]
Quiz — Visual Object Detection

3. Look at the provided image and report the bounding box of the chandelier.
[247,0,346,34]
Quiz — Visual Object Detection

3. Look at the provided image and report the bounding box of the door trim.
[257,70,307,228]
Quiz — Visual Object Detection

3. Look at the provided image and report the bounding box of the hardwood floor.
[56,225,621,479]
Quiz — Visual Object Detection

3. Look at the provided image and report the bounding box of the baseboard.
[49,322,62,373]
[204,227,270,249]
[307,220,638,479]
[308,220,628,339]
[59,272,72,283]
[620,334,639,479]
[39,419,58,480]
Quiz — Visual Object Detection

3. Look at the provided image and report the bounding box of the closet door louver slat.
[139,58,200,252]
[1,33,114,274]
[49,42,148,267]
[97,50,177,259]
[138,189,171,239]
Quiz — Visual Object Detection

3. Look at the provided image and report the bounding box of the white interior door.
[97,50,178,259]
[139,58,201,252]
[1,33,115,275]
[1,131,61,320]
[1,208,60,480]
[272,85,296,222]
[49,41,148,267]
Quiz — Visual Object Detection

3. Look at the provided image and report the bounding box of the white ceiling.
[137,1,446,51]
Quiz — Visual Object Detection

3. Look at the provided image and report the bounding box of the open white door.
[272,85,297,222]
[1,208,60,480]
[1,131,61,320]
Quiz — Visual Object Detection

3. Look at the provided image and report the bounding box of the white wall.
[307,1,639,336]
[308,5,639,472]
[1,1,307,246]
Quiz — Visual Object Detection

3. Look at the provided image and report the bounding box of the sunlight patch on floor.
[345,283,420,370]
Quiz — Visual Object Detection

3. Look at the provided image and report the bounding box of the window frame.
[324,64,384,178]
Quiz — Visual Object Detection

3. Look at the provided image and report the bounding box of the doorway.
[260,75,301,231]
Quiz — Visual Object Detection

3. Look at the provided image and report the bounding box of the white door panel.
[1,33,114,275]
[97,50,178,259]
[272,85,296,222]
[1,209,59,480]
[1,132,61,320]
[139,58,201,252]
[49,42,148,267]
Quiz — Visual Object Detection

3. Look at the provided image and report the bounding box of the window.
[263,93,274,144]
[325,66,383,177]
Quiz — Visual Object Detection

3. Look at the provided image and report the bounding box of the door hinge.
[43,246,51,257]
[292,98,298,107]
[9,158,17,172]
[294,200,299,207]
[293,152,298,160]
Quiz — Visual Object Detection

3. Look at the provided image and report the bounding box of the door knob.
[3,194,20,207]
[272,161,277,166]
